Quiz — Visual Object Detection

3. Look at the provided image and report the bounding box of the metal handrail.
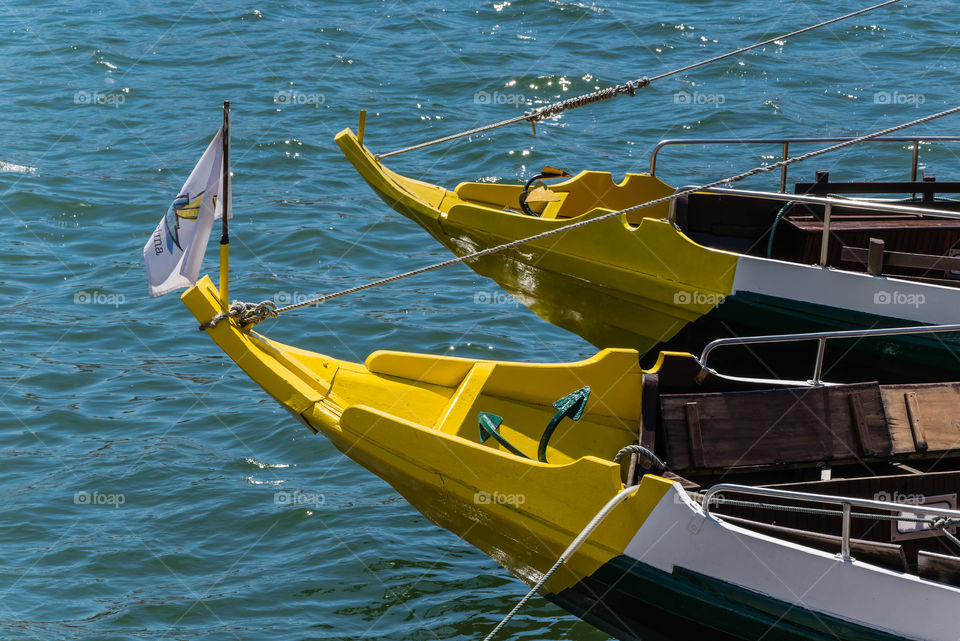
[693,186,960,221]
[649,136,960,192]
[702,483,960,562]
[678,186,960,267]
[698,324,960,387]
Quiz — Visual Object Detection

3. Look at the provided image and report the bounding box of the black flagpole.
[219,100,230,311]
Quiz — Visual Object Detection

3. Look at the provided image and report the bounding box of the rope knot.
[613,444,668,474]
[618,77,649,97]
[198,300,279,331]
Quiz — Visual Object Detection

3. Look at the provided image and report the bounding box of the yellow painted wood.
[336,128,740,352]
[366,350,475,387]
[434,362,496,435]
[182,275,678,593]
[218,242,229,313]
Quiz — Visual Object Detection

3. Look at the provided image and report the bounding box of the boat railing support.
[702,483,960,562]
[669,185,960,225]
[670,186,960,265]
[818,202,832,266]
[649,136,960,193]
[697,323,960,387]
[841,502,852,562]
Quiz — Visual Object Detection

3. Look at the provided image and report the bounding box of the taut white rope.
[198,102,960,330]
[481,484,640,641]
[377,0,903,160]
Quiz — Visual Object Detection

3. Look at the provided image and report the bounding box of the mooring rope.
[613,444,667,474]
[481,484,639,641]
[200,102,960,331]
[932,518,960,552]
[376,0,902,160]
[198,300,277,331]
[482,480,960,640]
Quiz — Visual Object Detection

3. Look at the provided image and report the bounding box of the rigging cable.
[376,0,903,160]
[199,102,960,331]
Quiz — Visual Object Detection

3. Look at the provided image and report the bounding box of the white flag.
[143,128,231,297]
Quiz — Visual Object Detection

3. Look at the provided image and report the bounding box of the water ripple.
[1,1,956,639]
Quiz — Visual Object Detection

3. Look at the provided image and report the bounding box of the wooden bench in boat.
[769,174,960,274]
[659,380,960,474]
[707,471,960,579]
[711,466,960,571]
[772,214,960,274]
[880,382,960,454]
[660,383,893,473]
[795,173,960,204]
[918,550,960,585]
[840,238,960,282]
[646,350,960,584]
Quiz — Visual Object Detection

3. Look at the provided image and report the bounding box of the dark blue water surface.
[1,1,956,639]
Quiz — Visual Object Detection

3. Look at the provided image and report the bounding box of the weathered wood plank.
[684,402,705,469]
[848,393,876,456]
[777,212,960,270]
[842,244,960,272]
[905,391,929,453]
[867,237,885,275]
[918,550,960,586]
[661,383,890,472]
[882,383,960,454]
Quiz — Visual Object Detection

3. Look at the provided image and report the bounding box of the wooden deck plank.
[661,383,890,472]
[848,392,876,457]
[918,550,960,586]
[881,383,960,454]
[684,402,706,469]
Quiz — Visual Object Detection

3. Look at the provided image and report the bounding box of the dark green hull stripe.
[548,556,912,641]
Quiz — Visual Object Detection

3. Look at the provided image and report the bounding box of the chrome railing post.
[841,502,852,562]
[911,139,920,200]
[911,139,920,183]
[700,186,960,220]
[780,142,789,193]
[649,140,671,176]
[647,136,960,192]
[696,322,960,388]
[819,202,833,266]
[700,484,960,563]
[812,337,827,385]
